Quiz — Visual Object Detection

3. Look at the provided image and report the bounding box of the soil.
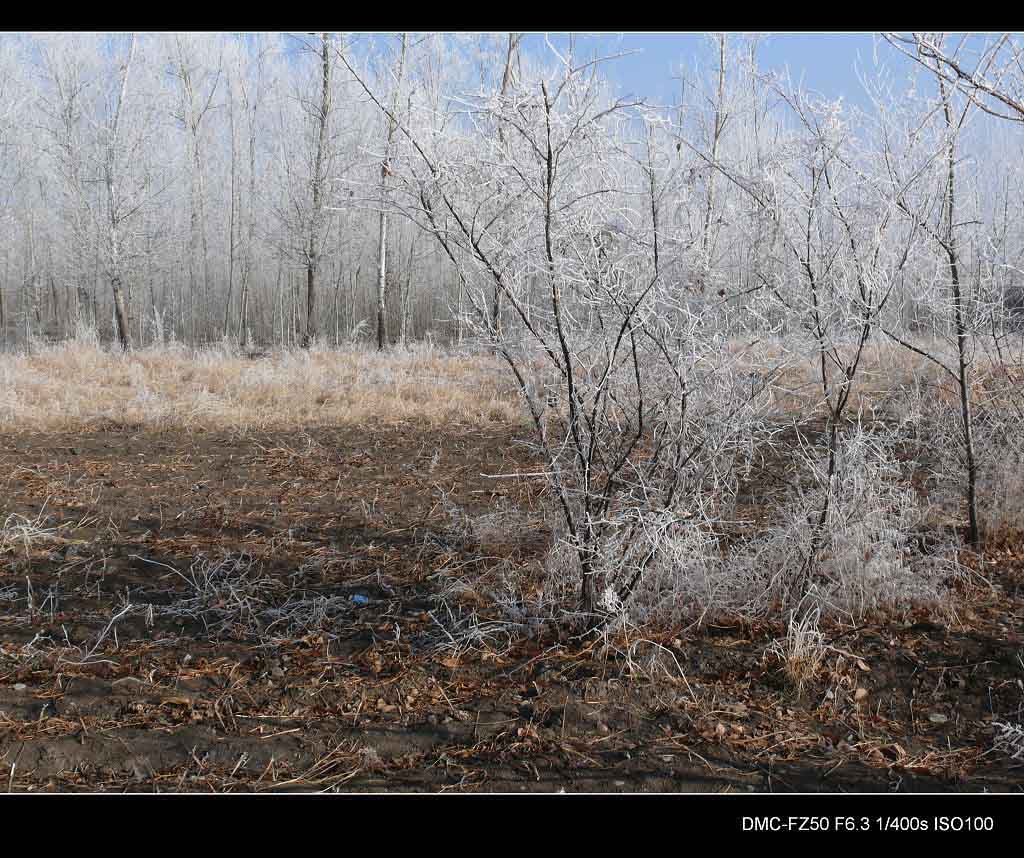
[0,422,1022,792]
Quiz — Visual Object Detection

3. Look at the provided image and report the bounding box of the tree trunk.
[699,33,728,293]
[238,77,260,350]
[111,274,132,352]
[225,75,237,339]
[376,194,389,350]
[489,33,523,338]
[938,74,980,546]
[376,34,408,351]
[304,33,333,348]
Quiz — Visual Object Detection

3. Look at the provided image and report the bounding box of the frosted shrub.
[755,423,955,619]
[893,374,1024,541]
[572,421,959,630]
[973,407,1024,540]
[608,513,726,628]
[537,502,742,630]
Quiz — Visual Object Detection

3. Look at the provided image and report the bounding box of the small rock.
[928,712,948,724]
[854,687,869,702]
[13,683,27,692]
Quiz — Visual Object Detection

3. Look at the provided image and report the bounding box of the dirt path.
[0,426,1021,791]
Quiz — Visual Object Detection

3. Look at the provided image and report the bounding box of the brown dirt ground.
[0,422,1022,792]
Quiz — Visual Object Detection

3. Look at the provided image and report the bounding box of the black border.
[0,792,1019,843]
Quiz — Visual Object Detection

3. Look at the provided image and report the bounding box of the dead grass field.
[0,341,524,433]
[0,341,1022,792]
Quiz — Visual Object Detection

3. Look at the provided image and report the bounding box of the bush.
[539,419,960,631]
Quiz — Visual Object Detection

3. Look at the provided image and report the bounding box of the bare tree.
[487,32,524,337]
[872,38,985,545]
[766,84,922,592]
[170,34,222,343]
[697,33,729,293]
[105,35,139,352]
[374,33,408,351]
[341,42,774,622]
[884,33,1024,124]
[302,32,333,348]
[233,37,269,349]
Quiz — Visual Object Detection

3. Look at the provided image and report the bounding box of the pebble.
[928,712,949,724]
[13,683,27,692]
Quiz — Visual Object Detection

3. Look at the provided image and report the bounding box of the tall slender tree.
[303,32,334,348]
[375,33,408,351]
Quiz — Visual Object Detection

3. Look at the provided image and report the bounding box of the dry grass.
[0,340,525,432]
[4,334,1002,435]
[749,335,1023,420]
[764,608,829,697]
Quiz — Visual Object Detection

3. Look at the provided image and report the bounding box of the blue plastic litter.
[351,594,370,606]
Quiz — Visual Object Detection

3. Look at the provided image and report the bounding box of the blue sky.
[522,33,893,109]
